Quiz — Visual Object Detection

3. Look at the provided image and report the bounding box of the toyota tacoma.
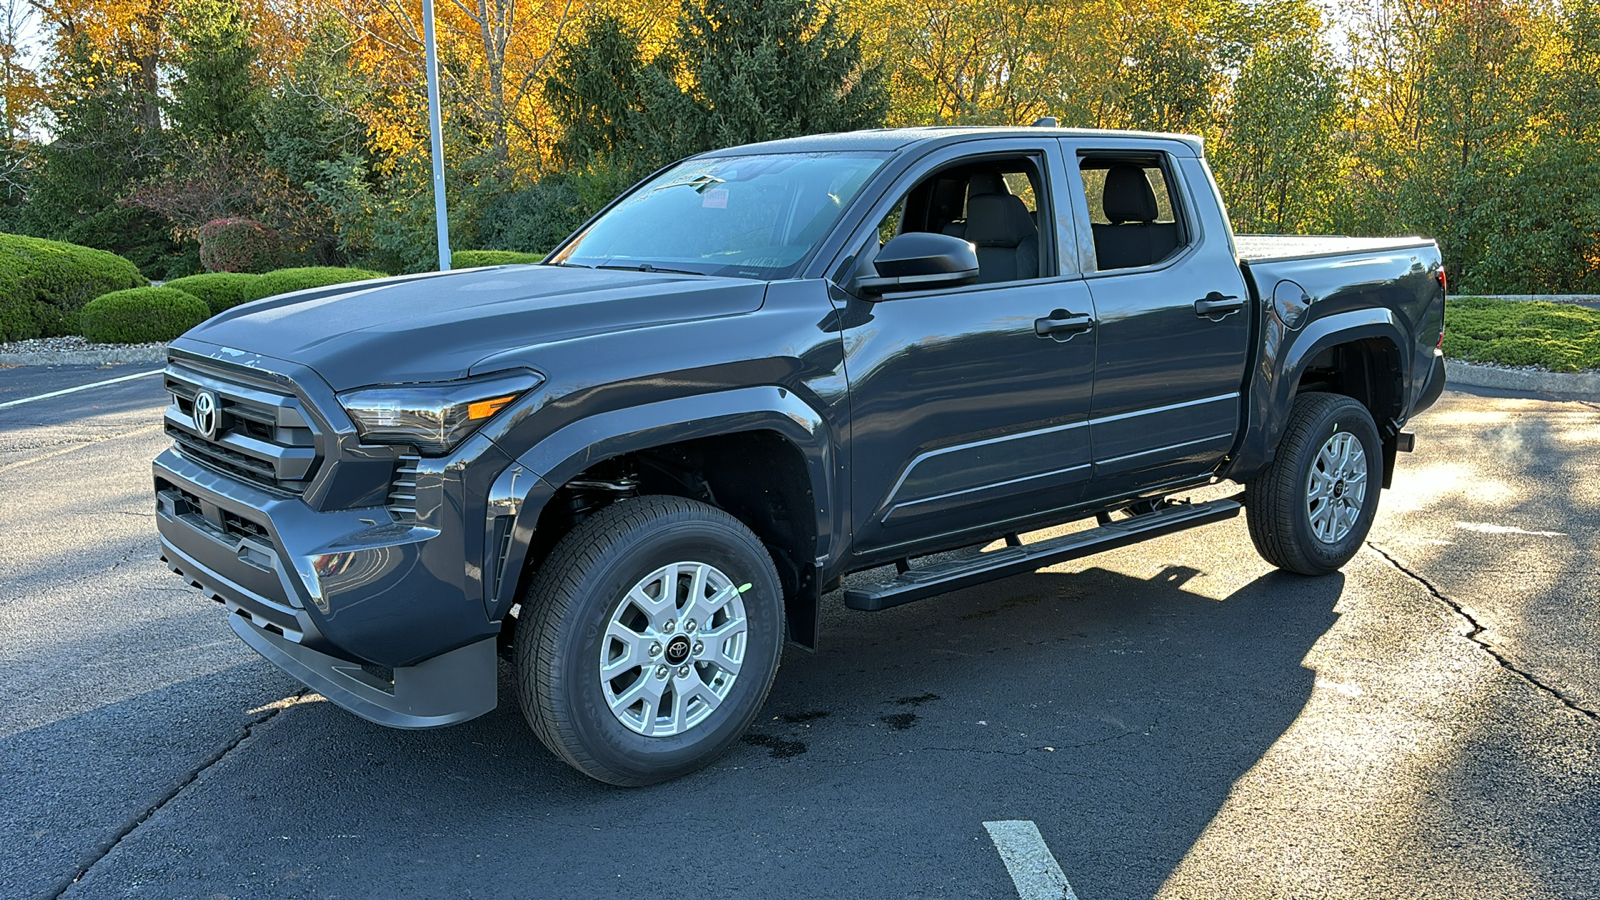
[154,125,1447,784]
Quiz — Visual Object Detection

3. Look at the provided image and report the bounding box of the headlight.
[337,370,543,455]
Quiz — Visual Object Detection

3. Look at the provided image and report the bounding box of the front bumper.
[155,448,499,728]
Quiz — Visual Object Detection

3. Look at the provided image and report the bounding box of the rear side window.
[1078,156,1188,272]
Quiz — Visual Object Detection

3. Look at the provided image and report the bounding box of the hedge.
[240,267,388,303]
[0,233,148,341]
[162,272,263,315]
[452,249,546,268]
[1444,296,1600,372]
[80,287,211,344]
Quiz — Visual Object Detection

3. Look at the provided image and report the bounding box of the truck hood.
[176,266,768,390]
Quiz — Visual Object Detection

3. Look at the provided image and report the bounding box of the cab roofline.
[696,125,1206,159]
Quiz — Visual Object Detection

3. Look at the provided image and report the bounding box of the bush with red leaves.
[198,218,282,273]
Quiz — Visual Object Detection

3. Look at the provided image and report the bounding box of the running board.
[842,498,1242,611]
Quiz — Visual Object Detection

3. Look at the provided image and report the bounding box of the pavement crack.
[1367,541,1599,725]
[41,689,309,899]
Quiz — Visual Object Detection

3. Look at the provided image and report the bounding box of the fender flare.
[1227,308,1410,480]
[483,386,837,618]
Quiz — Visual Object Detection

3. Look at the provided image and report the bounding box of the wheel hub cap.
[664,635,691,665]
[598,561,748,737]
[1306,431,1368,544]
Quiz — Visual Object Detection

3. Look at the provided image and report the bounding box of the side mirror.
[853,232,980,297]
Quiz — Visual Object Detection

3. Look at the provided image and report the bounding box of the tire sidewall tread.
[1246,393,1383,576]
[515,496,783,786]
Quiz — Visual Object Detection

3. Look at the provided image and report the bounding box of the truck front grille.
[164,361,321,495]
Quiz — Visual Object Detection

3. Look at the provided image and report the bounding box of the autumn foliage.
[3,0,1599,292]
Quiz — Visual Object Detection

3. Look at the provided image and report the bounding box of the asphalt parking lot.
[2,364,1597,899]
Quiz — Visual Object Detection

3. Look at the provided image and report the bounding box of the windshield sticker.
[702,188,728,209]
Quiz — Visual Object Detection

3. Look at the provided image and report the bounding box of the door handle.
[1034,310,1095,339]
[1194,292,1244,317]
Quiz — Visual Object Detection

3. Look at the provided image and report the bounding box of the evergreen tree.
[168,0,261,148]
[23,36,178,275]
[666,0,890,154]
[546,0,889,181]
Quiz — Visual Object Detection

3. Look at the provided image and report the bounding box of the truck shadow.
[16,561,1339,899]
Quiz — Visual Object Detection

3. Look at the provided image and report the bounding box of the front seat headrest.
[1102,165,1159,224]
[964,193,1036,247]
[966,171,1008,197]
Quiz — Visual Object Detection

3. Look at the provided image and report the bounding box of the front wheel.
[1246,393,1383,575]
[515,496,784,786]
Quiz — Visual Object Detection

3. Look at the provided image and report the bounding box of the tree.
[1210,36,1347,233]
[168,0,262,147]
[22,35,180,274]
[547,0,889,179]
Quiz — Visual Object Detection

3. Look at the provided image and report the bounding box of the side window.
[869,155,1052,285]
[1078,156,1187,272]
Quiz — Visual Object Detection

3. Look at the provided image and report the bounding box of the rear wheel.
[515,496,783,786]
[1246,393,1382,575]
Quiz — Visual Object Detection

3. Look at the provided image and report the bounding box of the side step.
[842,498,1242,611]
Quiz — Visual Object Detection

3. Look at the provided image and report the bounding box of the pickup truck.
[154,125,1447,785]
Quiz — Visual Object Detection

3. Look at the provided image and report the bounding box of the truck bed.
[1234,234,1435,263]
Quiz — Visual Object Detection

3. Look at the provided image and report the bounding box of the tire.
[515,496,784,786]
[1246,393,1383,576]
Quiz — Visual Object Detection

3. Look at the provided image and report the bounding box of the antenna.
[1031,116,1059,127]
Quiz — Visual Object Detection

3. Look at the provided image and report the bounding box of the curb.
[1445,359,1600,397]
[0,345,167,367]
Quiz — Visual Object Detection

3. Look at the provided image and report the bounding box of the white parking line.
[984,820,1080,900]
[0,368,163,409]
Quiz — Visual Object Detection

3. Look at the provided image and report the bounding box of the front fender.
[482,386,837,618]
[1225,307,1409,480]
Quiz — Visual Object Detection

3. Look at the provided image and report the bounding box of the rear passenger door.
[1057,139,1252,498]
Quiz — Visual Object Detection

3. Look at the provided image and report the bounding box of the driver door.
[828,138,1099,560]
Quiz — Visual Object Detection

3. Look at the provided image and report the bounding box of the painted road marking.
[984,820,1080,900]
[0,368,163,410]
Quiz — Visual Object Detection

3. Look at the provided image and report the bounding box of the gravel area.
[0,336,166,367]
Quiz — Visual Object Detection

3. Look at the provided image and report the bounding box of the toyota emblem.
[193,390,220,441]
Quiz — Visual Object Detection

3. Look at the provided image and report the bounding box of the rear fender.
[1226,307,1408,480]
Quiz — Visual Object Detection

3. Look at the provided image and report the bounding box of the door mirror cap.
[854,232,980,297]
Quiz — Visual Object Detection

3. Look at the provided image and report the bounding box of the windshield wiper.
[596,263,708,276]
[647,174,726,195]
[544,261,593,269]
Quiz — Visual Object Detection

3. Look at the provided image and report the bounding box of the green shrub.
[452,250,546,268]
[80,287,211,344]
[476,176,594,255]
[0,232,148,341]
[162,272,263,314]
[1444,296,1600,373]
[242,266,388,303]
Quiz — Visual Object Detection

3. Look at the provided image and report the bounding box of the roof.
[700,125,1206,158]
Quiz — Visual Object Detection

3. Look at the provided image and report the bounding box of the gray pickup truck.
[154,125,1446,784]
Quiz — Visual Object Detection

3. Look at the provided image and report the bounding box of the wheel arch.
[486,386,837,649]
[1227,308,1409,482]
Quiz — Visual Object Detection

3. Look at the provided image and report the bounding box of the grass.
[1444,296,1600,373]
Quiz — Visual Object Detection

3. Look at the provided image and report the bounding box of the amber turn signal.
[468,395,517,420]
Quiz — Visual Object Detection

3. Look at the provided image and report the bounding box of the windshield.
[549,151,886,280]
